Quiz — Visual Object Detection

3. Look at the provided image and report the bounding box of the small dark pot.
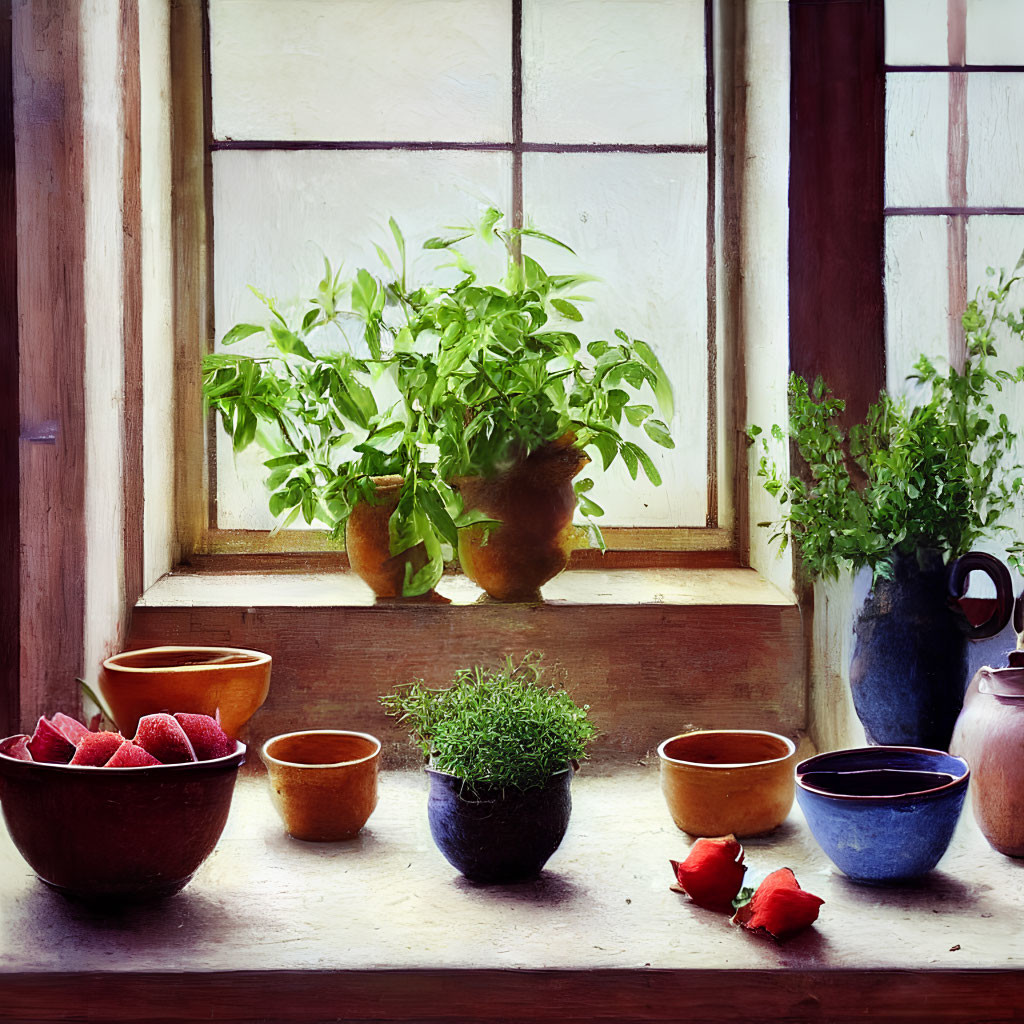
[426,767,573,883]
[850,550,1013,750]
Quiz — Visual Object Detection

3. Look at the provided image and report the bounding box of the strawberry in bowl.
[0,710,245,900]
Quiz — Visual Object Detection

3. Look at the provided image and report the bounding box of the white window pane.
[885,0,950,66]
[967,73,1024,206]
[885,216,949,398]
[885,72,950,207]
[522,0,706,145]
[209,0,512,143]
[212,149,512,529]
[523,152,709,526]
[967,0,1024,65]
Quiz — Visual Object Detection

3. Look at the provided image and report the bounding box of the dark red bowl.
[0,740,245,900]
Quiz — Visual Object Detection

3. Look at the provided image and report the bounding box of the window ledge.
[1,768,1020,1023]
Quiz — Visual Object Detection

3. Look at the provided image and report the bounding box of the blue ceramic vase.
[796,746,969,883]
[425,767,573,883]
[849,549,1013,750]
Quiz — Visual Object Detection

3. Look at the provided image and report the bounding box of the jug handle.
[947,552,1014,640]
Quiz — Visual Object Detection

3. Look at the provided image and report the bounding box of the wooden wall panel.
[789,0,886,426]
[128,600,806,766]
[0,0,17,737]
[12,0,87,729]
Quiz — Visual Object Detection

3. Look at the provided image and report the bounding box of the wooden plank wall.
[0,0,17,738]
[12,0,88,730]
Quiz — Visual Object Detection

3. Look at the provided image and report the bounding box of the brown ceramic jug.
[949,593,1024,857]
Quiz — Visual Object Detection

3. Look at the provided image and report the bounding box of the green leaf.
[269,323,315,361]
[423,233,472,249]
[221,323,265,347]
[551,298,583,322]
[626,442,661,486]
[624,404,653,427]
[418,485,459,548]
[643,418,674,449]
[518,227,576,254]
[577,494,605,518]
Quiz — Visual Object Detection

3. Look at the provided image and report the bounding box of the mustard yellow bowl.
[657,729,797,837]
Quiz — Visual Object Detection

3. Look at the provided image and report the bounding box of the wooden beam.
[0,0,18,737]
[789,0,886,426]
[13,0,87,729]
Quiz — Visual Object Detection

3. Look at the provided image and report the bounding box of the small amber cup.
[658,729,797,837]
[261,730,380,842]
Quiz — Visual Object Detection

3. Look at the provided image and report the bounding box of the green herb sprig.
[379,653,595,794]
[749,266,1024,581]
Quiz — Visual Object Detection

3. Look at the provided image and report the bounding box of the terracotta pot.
[657,729,797,837]
[453,437,590,601]
[0,739,245,900]
[950,660,1024,857]
[850,549,1013,750]
[261,730,380,842]
[344,475,434,599]
[100,646,271,740]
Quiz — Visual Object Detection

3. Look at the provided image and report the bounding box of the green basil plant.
[203,209,675,596]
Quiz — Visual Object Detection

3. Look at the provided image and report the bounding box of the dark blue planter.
[426,767,573,883]
[796,746,969,883]
[849,550,1012,750]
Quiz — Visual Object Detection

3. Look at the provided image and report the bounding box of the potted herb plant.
[203,210,674,600]
[380,653,595,883]
[750,269,1024,750]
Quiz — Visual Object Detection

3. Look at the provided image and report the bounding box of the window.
[198,0,731,553]
[883,0,1024,549]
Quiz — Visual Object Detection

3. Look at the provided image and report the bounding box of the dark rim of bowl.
[102,646,270,673]
[795,745,969,801]
[656,729,796,769]
[0,739,246,772]
[262,730,381,769]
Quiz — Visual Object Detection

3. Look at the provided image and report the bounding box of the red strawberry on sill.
[670,835,747,912]
[174,713,234,760]
[732,867,824,941]
[105,741,161,767]
[69,731,124,766]
[0,734,32,761]
[134,713,197,764]
[26,717,76,764]
[51,712,91,746]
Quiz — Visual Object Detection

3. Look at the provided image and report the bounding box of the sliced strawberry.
[173,713,234,760]
[27,717,75,763]
[69,731,124,766]
[134,713,197,764]
[0,734,32,761]
[105,741,161,767]
[51,712,91,746]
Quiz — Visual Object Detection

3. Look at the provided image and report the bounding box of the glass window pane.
[523,152,709,526]
[212,149,512,529]
[967,73,1024,206]
[209,0,512,143]
[885,0,950,66]
[966,0,1024,65]
[885,216,949,398]
[885,72,951,207]
[522,0,706,145]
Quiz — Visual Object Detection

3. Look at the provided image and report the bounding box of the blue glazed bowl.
[796,746,969,883]
[426,767,573,883]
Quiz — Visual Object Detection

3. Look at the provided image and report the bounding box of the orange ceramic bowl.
[658,729,797,837]
[261,730,381,842]
[99,646,271,740]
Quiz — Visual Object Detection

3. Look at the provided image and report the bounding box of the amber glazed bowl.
[658,729,797,837]
[262,730,381,842]
[0,741,246,900]
[100,646,272,739]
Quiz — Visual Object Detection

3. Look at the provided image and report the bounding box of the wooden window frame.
[171,0,739,570]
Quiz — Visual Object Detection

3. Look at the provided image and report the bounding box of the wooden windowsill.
[2,768,1021,1023]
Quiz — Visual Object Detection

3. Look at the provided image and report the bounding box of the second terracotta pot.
[453,437,590,602]
[658,729,797,837]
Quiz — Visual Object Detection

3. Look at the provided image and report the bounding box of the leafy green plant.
[379,653,595,794]
[203,209,674,595]
[750,266,1024,580]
